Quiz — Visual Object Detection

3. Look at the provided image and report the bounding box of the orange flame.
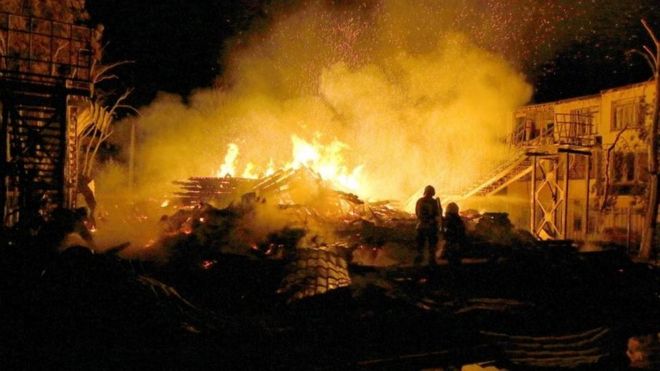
[214,135,364,193]
[216,143,239,177]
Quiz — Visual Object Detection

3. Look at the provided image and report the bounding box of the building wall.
[504,81,655,246]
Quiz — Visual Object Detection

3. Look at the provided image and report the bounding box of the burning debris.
[164,166,416,260]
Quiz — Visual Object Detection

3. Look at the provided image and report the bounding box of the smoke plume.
[95,0,536,249]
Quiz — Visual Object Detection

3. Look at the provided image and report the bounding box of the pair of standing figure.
[415,185,465,266]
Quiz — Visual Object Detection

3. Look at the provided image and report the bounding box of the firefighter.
[415,185,442,266]
[443,202,466,268]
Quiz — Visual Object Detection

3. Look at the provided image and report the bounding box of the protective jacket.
[415,196,441,230]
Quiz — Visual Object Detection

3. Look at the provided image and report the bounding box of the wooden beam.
[563,152,570,239]
[531,156,537,237]
[584,154,591,240]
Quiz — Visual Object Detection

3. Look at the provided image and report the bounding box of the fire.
[200,259,216,270]
[216,143,239,177]
[288,135,363,192]
[241,162,258,179]
[214,135,364,193]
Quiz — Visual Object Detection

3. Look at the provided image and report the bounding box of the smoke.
[95,0,535,249]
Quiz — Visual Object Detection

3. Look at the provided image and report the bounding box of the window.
[611,152,646,185]
[639,154,649,182]
[611,98,641,131]
[570,106,599,135]
[573,200,583,232]
[625,153,635,182]
[613,152,625,182]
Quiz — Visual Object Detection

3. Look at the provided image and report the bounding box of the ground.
[1,229,660,370]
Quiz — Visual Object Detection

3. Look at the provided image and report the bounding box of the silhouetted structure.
[0,11,93,226]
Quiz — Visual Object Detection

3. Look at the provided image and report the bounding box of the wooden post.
[584,154,591,240]
[0,102,6,222]
[640,19,659,259]
[627,206,632,254]
[531,156,537,237]
[563,152,570,239]
[128,120,135,192]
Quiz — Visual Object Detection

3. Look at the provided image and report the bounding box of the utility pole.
[639,19,659,260]
[129,120,136,192]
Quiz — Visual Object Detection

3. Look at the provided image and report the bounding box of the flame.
[213,135,364,193]
[216,143,239,177]
[241,162,258,179]
[264,159,276,177]
[289,135,363,191]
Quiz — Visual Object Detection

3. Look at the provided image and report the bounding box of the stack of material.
[278,247,351,302]
[173,176,257,206]
[173,167,414,228]
[481,327,613,368]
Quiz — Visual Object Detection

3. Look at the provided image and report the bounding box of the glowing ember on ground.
[200,260,217,270]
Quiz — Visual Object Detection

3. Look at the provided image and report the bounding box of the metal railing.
[510,113,596,148]
[555,113,595,146]
[0,11,94,88]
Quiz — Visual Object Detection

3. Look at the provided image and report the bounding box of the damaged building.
[451,80,657,250]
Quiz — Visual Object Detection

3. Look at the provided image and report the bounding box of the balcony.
[0,11,94,90]
[511,112,597,150]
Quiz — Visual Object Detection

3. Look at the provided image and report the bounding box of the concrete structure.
[459,80,656,249]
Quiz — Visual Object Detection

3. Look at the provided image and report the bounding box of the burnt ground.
[1,232,660,370]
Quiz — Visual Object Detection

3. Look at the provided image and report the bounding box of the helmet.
[423,185,435,197]
[446,202,459,215]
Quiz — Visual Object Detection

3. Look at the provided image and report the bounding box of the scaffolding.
[0,11,93,227]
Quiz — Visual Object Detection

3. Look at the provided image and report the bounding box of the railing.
[555,113,595,146]
[457,148,529,199]
[511,123,555,147]
[510,113,596,148]
[0,11,94,88]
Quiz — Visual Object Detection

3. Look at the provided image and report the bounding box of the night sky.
[86,0,660,108]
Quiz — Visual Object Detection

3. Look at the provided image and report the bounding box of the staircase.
[459,151,532,199]
[1,80,72,225]
[405,151,532,210]
[0,11,93,226]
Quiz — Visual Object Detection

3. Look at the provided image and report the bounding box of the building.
[460,80,656,249]
[1,11,93,227]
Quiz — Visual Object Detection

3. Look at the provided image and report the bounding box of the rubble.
[279,247,351,302]
[3,166,659,369]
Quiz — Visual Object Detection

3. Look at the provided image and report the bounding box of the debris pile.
[279,247,351,302]
[159,167,418,266]
[172,167,411,226]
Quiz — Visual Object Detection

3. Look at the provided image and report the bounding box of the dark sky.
[86,0,660,107]
[86,0,266,106]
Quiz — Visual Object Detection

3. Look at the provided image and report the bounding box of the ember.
[200,259,216,270]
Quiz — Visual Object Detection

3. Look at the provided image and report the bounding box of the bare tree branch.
[643,46,658,70]
[108,88,133,117]
[117,104,141,116]
[92,60,134,85]
[50,41,70,76]
[93,74,119,84]
[601,125,632,211]
[642,19,659,47]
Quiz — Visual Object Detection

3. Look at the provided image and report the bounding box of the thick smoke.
[94,0,533,249]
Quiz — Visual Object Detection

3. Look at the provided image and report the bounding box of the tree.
[638,19,659,259]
